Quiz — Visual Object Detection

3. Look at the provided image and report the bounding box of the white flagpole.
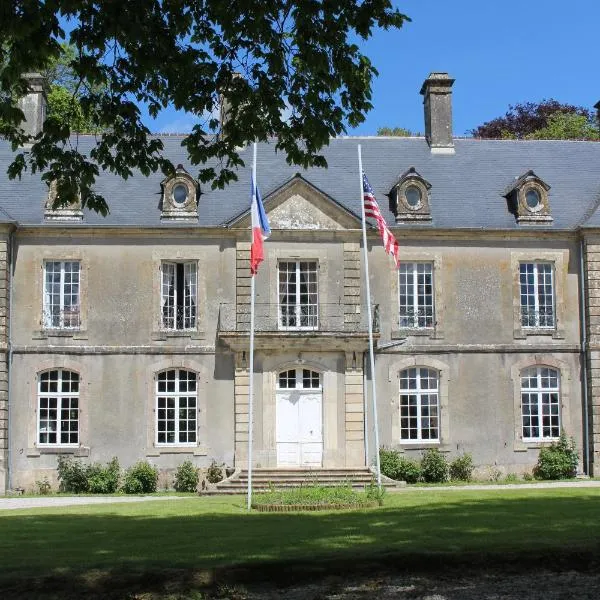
[247,142,258,511]
[358,145,382,490]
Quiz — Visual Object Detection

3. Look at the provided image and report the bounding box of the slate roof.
[1,136,599,230]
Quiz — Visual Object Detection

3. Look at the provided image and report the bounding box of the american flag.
[363,172,399,268]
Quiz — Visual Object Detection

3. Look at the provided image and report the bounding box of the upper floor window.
[519,263,554,328]
[38,369,79,446]
[399,262,434,328]
[156,369,197,445]
[278,261,318,330]
[520,366,560,441]
[161,262,197,330]
[43,261,80,329]
[399,367,439,442]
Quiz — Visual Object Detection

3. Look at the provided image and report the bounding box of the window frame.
[398,262,435,330]
[399,367,440,444]
[519,262,555,330]
[276,367,322,390]
[37,369,80,447]
[277,260,319,331]
[520,366,561,442]
[42,260,81,330]
[155,368,198,447]
[160,261,198,332]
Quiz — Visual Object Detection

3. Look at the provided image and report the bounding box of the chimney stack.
[420,72,455,154]
[17,73,47,138]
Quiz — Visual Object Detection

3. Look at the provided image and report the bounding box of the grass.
[1,488,600,597]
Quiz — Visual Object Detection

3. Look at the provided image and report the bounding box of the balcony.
[42,307,81,330]
[520,307,555,329]
[217,302,377,352]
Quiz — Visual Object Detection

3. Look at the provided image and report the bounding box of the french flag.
[250,176,270,275]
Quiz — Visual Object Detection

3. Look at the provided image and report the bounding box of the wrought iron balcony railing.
[160,305,197,331]
[399,307,435,329]
[520,307,555,329]
[218,302,376,333]
[42,307,81,330]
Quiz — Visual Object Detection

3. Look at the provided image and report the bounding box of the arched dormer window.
[504,170,552,225]
[160,164,199,221]
[389,167,432,223]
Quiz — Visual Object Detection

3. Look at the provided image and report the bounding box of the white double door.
[276,369,323,467]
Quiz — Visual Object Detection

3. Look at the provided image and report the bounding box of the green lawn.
[1,488,600,596]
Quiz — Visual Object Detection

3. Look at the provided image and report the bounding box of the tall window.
[520,263,554,328]
[278,261,318,330]
[520,366,560,440]
[161,262,197,330]
[399,262,434,328]
[38,369,79,445]
[400,367,439,442]
[43,261,80,329]
[156,369,197,445]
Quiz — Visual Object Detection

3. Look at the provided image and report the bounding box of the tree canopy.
[470,99,599,140]
[0,1,408,215]
[376,126,413,136]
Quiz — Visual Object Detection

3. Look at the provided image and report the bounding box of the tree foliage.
[470,99,599,140]
[376,126,413,136]
[0,1,409,215]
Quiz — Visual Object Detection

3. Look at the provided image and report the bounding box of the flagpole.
[358,145,382,490]
[247,142,258,511]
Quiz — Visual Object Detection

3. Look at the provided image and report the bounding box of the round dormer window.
[405,185,422,208]
[525,188,541,210]
[173,183,189,205]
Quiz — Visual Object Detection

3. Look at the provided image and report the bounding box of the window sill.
[151,331,205,341]
[392,328,437,339]
[513,439,560,452]
[146,445,207,456]
[27,446,90,457]
[33,329,88,340]
[396,442,451,452]
[514,328,564,340]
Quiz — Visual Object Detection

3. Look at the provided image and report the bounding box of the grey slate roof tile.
[1,136,599,230]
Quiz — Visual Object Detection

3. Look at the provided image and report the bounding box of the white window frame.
[161,261,198,331]
[277,368,322,390]
[520,366,561,442]
[399,367,440,443]
[37,369,80,447]
[155,369,198,446]
[278,261,319,331]
[43,260,81,329]
[399,262,434,329]
[519,262,555,329]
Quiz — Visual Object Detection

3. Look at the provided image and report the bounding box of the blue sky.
[150,1,600,136]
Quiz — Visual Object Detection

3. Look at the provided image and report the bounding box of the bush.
[421,448,449,483]
[449,453,474,482]
[88,458,120,494]
[174,460,199,492]
[36,477,52,495]
[533,432,578,480]
[122,461,158,494]
[57,456,90,493]
[206,460,224,484]
[379,448,421,483]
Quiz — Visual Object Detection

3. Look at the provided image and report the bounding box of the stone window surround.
[33,250,88,340]
[388,355,451,452]
[26,357,90,458]
[394,175,432,221]
[151,250,206,340]
[160,168,199,221]
[516,180,552,224]
[145,358,208,456]
[510,355,572,452]
[390,250,444,339]
[511,250,566,340]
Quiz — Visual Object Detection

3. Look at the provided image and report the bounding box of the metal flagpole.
[357,145,382,490]
[247,142,258,511]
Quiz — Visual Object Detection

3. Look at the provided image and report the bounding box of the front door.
[276,368,323,467]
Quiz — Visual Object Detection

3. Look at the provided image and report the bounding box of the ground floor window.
[520,366,560,440]
[399,367,439,442]
[156,369,197,445]
[38,369,79,445]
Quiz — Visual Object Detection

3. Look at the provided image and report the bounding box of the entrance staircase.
[203,467,403,495]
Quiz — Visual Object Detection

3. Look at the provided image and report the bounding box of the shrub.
[36,477,52,495]
[533,432,578,480]
[421,448,449,483]
[174,460,199,492]
[57,456,90,493]
[87,458,120,494]
[379,448,421,483]
[206,460,224,484]
[122,461,158,494]
[449,453,474,482]
[504,473,519,483]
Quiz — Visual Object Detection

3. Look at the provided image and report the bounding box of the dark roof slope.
[1,136,599,230]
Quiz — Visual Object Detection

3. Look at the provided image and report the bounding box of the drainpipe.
[6,228,15,490]
[579,237,590,475]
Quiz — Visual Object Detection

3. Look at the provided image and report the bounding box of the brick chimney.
[420,72,455,154]
[17,73,47,138]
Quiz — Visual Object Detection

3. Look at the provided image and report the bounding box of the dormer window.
[390,167,432,222]
[505,170,552,225]
[44,180,83,221]
[161,165,198,221]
